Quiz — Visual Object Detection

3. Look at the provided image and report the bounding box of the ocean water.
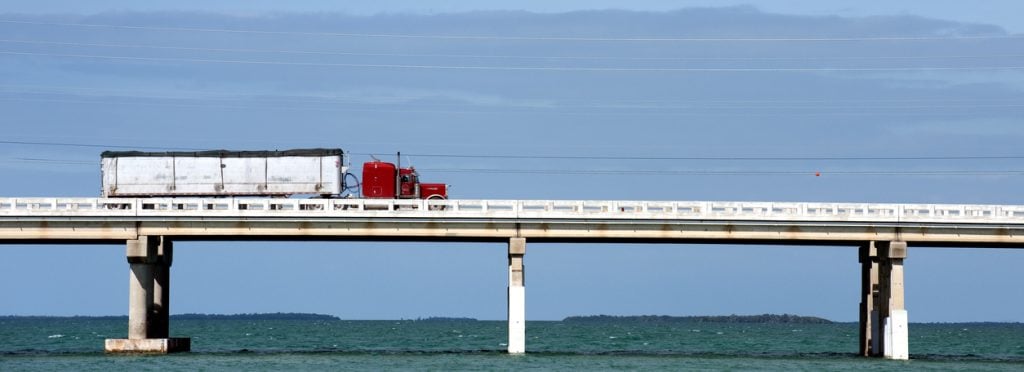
[2,318,1023,371]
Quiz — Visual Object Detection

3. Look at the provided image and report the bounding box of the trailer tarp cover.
[101,148,343,158]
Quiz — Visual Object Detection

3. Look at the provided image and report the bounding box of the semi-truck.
[100,148,447,199]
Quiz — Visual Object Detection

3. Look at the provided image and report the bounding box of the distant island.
[0,313,339,321]
[172,313,339,321]
[563,314,833,324]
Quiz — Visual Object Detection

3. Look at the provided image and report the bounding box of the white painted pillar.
[886,310,909,360]
[507,237,526,354]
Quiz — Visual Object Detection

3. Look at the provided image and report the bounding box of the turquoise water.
[2,318,1023,370]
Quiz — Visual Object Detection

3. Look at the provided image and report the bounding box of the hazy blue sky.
[1,1,1023,324]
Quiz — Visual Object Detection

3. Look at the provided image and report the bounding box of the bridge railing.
[3,197,1024,225]
[0,198,137,217]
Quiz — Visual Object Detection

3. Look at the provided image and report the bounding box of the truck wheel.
[427,196,447,211]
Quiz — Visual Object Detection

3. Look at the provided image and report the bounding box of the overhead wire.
[421,168,1024,176]
[3,156,1022,177]
[1,97,1019,117]
[0,140,204,151]
[2,84,1022,107]
[3,139,1023,162]
[1,19,1021,42]
[2,141,1023,177]
[0,89,1020,111]
[4,51,1024,72]
[2,84,1021,107]
[3,38,1023,62]
[370,153,1024,161]
[3,157,92,165]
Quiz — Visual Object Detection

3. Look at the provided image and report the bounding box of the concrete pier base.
[507,237,526,354]
[105,338,191,353]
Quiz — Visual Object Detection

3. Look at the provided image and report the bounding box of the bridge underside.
[3,219,1024,248]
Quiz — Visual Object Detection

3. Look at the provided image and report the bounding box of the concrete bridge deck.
[3,197,1022,359]
[3,198,1024,245]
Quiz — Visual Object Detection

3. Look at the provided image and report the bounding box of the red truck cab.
[362,160,447,199]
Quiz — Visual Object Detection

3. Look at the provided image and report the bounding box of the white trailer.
[100,149,347,197]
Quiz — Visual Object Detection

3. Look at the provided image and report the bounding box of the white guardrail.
[2,198,1024,224]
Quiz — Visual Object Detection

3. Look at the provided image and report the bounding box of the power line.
[0,140,204,151]
[2,157,1021,177]
[4,38,1024,62]
[0,97,1015,118]
[385,153,1024,161]
[420,168,1024,176]
[2,84,1019,106]
[2,89,1021,111]
[4,140,1024,163]
[1,19,1020,42]
[7,157,92,165]
[5,51,1024,72]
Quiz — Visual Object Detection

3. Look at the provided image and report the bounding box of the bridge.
[5,197,1024,359]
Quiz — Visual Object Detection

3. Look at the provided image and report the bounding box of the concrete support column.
[877,241,908,360]
[127,236,158,340]
[858,242,879,357]
[128,262,154,339]
[106,236,189,353]
[507,237,526,354]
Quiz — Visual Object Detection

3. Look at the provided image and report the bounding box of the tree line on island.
[0,312,340,321]
[563,314,833,324]
[171,312,340,321]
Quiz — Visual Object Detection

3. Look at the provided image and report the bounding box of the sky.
[1,1,1023,325]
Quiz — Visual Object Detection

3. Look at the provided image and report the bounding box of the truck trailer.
[100,148,447,199]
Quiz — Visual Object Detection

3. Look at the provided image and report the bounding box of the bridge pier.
[858,242,879,356]
[507,237,526,354]
[105,236,190,353]
[860,241,908,360]
[878,241,908,360]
